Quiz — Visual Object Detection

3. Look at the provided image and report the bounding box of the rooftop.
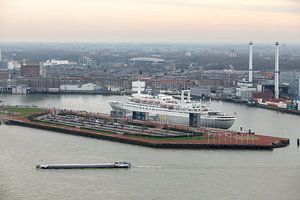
[129,57,165,63]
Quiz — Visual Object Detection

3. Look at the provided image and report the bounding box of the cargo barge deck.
[36,162,131,169]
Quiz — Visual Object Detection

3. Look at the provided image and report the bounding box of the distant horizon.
[1,41,300,45]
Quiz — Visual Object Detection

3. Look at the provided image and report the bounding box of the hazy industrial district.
[0,42,300,112]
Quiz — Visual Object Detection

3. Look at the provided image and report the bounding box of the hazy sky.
[1,0,299,42]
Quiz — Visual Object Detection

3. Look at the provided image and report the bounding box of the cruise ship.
[109,89,236,129]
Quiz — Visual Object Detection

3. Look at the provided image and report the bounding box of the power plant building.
[235,41,257,100]
[280,71,300,98]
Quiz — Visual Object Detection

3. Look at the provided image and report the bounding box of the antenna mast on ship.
[137,78,141,95]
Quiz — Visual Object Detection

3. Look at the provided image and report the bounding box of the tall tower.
[248,41,253,83]
[0,48,2,62]
[274,42,280,99]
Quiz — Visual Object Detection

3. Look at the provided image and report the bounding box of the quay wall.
[7,119,289,150]
[219,98,300,116]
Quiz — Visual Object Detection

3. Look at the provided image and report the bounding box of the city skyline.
[1,0,300,42]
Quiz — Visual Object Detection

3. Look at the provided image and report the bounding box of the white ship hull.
[109,101,235,129]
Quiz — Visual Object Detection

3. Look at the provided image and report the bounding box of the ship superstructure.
[109,85,235,129]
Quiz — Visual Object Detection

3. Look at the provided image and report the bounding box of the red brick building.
[0,68,9,80]
[21,62,40,77]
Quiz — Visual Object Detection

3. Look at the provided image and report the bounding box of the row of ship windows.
[128,102,158,108]
[126,104,189,114]
[127,104,159,111]
[127,103,199,112]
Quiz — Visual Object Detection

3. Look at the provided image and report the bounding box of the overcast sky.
[1,0,299,42]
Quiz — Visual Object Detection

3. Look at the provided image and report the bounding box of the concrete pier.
[7,117,289,150]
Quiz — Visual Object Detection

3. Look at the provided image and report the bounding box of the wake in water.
[136,165,163,169]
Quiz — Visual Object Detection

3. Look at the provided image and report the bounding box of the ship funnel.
[181,90,191,103]
[137,79,141,95]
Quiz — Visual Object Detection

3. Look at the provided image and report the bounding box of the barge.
[36,161,131,169]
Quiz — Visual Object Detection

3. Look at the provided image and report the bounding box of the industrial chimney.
[248,41,253,84]
[275,42,280,99]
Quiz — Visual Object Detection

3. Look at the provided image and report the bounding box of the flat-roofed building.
[0,68,9,80]
[280,71,300,98]
[21,62,40,77]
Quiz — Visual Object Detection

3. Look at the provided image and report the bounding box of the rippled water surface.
[0,94,299,200]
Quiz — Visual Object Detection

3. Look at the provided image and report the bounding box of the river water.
[0,94,299,200]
